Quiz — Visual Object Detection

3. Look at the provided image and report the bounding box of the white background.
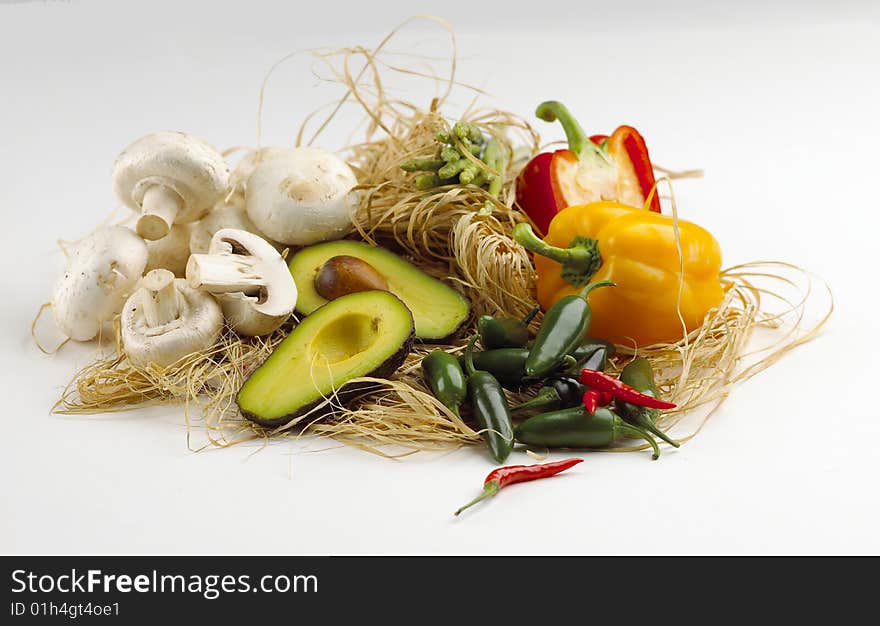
[1,0,878,555]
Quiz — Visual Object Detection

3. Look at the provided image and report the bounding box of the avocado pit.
[314,255,389,301]
[289,240,470,341]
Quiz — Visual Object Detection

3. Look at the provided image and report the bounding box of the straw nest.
[51,17,832,457]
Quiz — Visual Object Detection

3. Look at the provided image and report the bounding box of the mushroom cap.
[52,226,148,341]
[189,228,297,336]
[145,222,191,277]
[228,147,289,203]
[121,278,223,368]
[113,131,230,224]
[189,203,267,255]
[245,146,358,245]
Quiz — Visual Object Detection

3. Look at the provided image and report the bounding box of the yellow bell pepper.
[514,201,724,346]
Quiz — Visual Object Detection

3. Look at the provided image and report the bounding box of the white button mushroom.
[186,228,297,336]
[188,204,268,255]
[121,269,224,368]
[52,225,148,341]
[145,222,192,277]
[227,147,289,205]
[244,146,359,246]
[113,131,230,241]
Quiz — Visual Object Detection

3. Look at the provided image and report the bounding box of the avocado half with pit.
[288,240,470,341]
[237,290,414,427]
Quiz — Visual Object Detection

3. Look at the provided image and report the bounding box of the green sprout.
[400,122,508,214]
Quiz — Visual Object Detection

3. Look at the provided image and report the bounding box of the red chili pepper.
[579,368,677,410]
[453,458,583,516]
[582,389,613,414]
[516,101,660,234]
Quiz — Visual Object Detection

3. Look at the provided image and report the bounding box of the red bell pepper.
[515,101,661,234]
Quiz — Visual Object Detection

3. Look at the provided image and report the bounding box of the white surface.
[1,0,878,555]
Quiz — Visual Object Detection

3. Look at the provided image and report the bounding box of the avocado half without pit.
[288,240,470,341]
[237,290,415,427]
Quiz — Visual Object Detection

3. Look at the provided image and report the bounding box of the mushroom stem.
[186,253,264,296]
[137,185,183,241]
[141,269,181,327]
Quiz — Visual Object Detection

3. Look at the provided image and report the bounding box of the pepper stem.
[454,480,500,516]
[558,355,578,371]
[521,305,540,326]
[463,335,478,377]
[535,101,606,161]
[619,423,661,460]
[513,223,603,288]
[511,387,560,414]
[577,280,615,299]
[634,415,681,448]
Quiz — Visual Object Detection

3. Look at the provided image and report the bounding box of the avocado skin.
[237,318,415,429]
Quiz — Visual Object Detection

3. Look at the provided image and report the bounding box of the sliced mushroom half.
[185,228,297,336]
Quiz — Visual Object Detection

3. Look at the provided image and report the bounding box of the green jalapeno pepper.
[615,357,680,449]
[459,349,577,390]
[464,336,515,464]
[478,306,540,349]
[511,377,585,414]
[421,350,468,418]
[568,337,614,362]
[526,281,614,378]
[580,347,609,372]
[566,337,616,376]
[514,405,661,459]
[459,348,528,389]
[568,337,615,369]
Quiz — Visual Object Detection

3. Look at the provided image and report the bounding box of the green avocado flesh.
[288,240,470,341]
[237,290,414,426]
